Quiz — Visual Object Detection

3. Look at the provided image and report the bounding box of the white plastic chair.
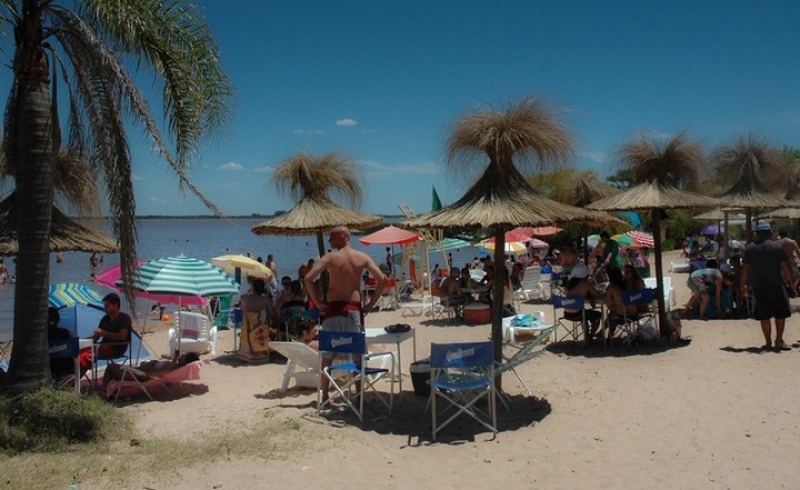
[518,266,545,301]
[269,341,320,393]
[169,311,217,357]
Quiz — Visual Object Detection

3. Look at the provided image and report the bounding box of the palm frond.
[712,133,792,196]
[271,151,364,207]
[615,132,706,190]
[446,95,574,176]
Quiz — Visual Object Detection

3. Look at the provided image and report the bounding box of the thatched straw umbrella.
[401,96,620,374]
[0,191,118,255]
[251,151,382,257]
[587,134,720,336]
[713,134,797,243]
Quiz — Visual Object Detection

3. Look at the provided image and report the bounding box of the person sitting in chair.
[564,263,603,345]
[48,307,75,379]
[78,293,131,376]
[275,279,307,322]
[439,267,466,308]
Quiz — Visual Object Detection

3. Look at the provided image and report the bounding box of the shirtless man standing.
[303,226,386,403]
[777,230,800,288]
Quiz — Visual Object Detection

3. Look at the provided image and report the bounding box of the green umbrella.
[123,255,239,298]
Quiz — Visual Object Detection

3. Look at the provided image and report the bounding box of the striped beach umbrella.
[122,255,239,298]
[626,230,655,248]
[48,283,105,309]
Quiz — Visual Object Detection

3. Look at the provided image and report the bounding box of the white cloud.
[148,196,166,203]
[358,159,441,178]
[292,129,324,135]
[253,166,273,174]
[132,173,145,181]
[219,162,243,171]
[336,118,358,127]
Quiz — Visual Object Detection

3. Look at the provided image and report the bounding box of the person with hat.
[599,230,623,287]
[564,262,603,345]
[740,222,795,350]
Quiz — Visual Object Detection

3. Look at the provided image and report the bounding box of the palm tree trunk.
[5,4,56,392]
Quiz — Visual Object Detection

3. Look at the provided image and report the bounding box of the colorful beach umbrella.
[626,230,655,248]
[211,255,274,278]
[97,261,208,307]
[358,225,420,246]
[611,234,635,247]
[48,283,105,309]
[478,239,527,254]
[529,238,549,249]
[123,255,239,298]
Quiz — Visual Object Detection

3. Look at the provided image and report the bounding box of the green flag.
[431,186,443,212]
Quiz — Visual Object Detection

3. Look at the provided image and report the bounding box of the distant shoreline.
[73,214,407,220]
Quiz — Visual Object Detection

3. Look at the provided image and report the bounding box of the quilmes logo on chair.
[446,347,476,362]
[331,337,354,348]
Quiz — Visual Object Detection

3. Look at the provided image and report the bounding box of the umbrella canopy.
[586,182,721,211]
[48,283,105,309]
[211,255,274,279]
[120,256,239,299]
[611,234,635,247]
[512,226,563,237]
[626,230,655,248]
[437,237,471,251]
[251,195,382,237]
[96,261,209,307]
[478,239,527,254]
[358,225,420,246]
[700,224,725,235]
[692,209,746,221]
[529,238,549,249]
[760,208,800,219]
[0,191,118,255]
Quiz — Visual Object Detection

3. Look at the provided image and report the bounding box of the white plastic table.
[365,327,416,392]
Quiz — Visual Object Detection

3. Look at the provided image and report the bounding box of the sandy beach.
[87,249,800,489]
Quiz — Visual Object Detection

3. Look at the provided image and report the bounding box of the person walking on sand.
[303,226,386,405]
[740,223,795,351]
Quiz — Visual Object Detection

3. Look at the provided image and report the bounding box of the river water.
[0,218,480,337]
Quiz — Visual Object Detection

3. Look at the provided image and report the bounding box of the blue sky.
[117,2,800,215]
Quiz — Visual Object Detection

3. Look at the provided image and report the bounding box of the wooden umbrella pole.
[652,210,667,336]
[491,228,506,391]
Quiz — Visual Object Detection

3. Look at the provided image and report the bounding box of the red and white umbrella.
[626,230,654,248]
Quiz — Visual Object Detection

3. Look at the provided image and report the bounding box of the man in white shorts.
[304,226,386,403]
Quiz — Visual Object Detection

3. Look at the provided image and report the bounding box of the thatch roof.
[0,192,118,255]
[400,164,622,230]
[759,208,800,219]
[586,182,721,211]
[251,195,382,236]
[716,178,797,209]
[692,209,746,221]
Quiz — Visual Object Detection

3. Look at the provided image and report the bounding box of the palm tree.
[3,0,232,392]
[713,133,794,240]
[252,150,381,256]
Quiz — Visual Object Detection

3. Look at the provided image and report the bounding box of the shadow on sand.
[545,338,691,359]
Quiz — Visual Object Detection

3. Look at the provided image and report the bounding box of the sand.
[112,250,800,489]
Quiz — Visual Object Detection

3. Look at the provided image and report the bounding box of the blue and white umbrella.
[119,255,239,355]
[122,255,239,298]
[48,283,105,309]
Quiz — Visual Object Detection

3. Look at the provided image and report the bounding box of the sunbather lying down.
[103,352,200,384]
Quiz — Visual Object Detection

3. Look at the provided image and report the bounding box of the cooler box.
[410,359,431,397]
[464,304,491,324]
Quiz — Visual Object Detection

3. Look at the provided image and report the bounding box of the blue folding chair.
[48,337,80,392]
[610,288,657,345]
[552,295,586,343]
[318,331,395,421]
[430,341,497,441]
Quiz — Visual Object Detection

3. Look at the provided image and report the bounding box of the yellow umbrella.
[478,239,527,254]
[211,255,274,279]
